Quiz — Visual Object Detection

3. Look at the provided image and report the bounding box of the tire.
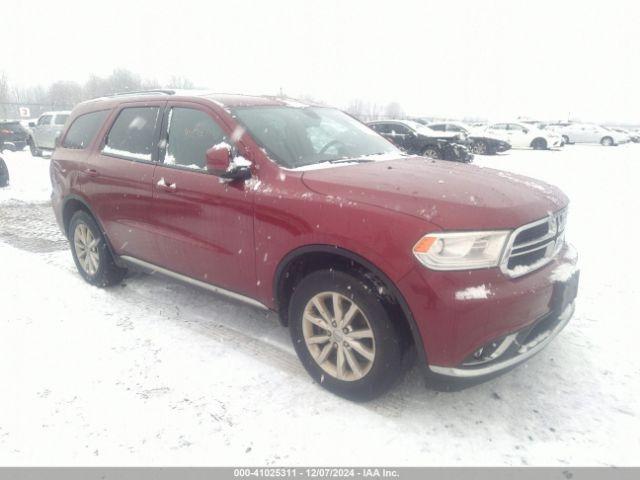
[470,140,488,155]
[562,135,570,145]
[69,210,126,287]
[601,136,614,146]
[289,270,404,401]
[422,146,440,159]
[28,138,42,157]
[531,138,547,150]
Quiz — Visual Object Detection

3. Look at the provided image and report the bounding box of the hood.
[301,157,568,230]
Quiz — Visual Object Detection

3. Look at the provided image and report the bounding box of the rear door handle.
[85,168,98,177]
[156,177,177,192]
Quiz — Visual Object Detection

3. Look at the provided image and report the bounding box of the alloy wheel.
[73,223,100,276]
[302,292,376,381]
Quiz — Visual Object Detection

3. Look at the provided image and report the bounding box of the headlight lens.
[413,231,510,270]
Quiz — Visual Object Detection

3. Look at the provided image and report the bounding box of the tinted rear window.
[62,110,110,149]
[103,107,160,161]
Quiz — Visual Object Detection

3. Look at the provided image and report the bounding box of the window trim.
[99,102,166,164]
[156,101,233,175]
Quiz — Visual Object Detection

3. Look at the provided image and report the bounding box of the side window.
[38,115,53,126]
[62,110,110,149]
[54,114,69,126]
[492,123,507,130]
[430,124,445,131]
[103,107,160,161]
[390,124,410,135]
[508,124,525,132]
[447,125,462,132]
[164,107,227,171]
[372,124,390,134]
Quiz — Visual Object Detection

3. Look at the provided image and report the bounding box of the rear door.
[150,101,256,296]
[84,101,165,262]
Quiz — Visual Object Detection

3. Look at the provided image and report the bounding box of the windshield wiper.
[327,158,376,164]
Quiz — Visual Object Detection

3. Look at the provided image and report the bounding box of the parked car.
[484,122,563,150]
[367,120,473,162]
[0,120,30,151]
[609,127,638,143]
[545,123,628,146]
[51,91,579,400]
[27,111,71,156]
[425,121,511,155]
[0,155,8,187]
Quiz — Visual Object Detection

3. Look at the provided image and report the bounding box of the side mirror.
[28,122,36,128]
[523,129,529,134]
[206,143,251,181]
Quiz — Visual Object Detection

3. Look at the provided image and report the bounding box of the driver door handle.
[156,177,177,192]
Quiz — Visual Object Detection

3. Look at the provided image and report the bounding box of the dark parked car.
[367,120,473,162]
[0,121,30,152]
[0,156,9,187]
[425,121,511,155]
[51,91,579,401]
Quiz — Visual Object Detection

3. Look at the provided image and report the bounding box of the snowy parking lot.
[1,146,639,466]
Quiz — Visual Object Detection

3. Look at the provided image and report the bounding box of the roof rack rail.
[109,89,176,97]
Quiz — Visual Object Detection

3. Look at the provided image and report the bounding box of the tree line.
[0,69,195,119]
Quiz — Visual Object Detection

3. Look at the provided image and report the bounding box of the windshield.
[232,106,401,168]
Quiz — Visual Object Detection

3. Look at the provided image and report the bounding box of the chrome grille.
[501,208,567,277]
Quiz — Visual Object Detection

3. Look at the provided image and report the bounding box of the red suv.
[51,91,579,400]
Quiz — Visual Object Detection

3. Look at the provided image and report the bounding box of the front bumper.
[430,300,575,377]
[398,243,578,374]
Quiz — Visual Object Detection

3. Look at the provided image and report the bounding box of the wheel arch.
[273,244,428,369]
[62,195,120,263]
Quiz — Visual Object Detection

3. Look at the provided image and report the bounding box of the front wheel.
[289,270,403,401]
[28,138,42,157]
[69,210,126,287]
[422,146,440,159]
[531,138,548,150]
[601,136,614,146]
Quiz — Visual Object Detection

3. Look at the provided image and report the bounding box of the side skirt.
[120,255,270,311]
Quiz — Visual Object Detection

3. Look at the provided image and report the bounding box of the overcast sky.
[5,0,640,123]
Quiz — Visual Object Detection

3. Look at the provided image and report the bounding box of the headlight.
[412,231,510,270]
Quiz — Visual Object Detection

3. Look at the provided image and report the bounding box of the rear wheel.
[470,140,488,155]
[69,210,126,287]
[562,135,570,145]
[289,270,403,401]
[601,136,614,146]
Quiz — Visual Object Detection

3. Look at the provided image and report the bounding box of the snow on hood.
[416,126,458,139]
[301,156,568,230]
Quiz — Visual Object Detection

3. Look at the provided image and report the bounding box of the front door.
[150,102,256,297]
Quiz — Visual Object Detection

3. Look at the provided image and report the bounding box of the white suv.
[484,122,562,150]
[27,111,71,156]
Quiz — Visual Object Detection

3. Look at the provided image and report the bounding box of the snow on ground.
[0,146,639,466]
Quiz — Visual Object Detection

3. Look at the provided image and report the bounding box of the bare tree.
[384,101,404,119]
[166,76,195,89]
[0,72,10,118]
[47,81,82,109]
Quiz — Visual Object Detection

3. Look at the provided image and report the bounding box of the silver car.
[28,111,71,156]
